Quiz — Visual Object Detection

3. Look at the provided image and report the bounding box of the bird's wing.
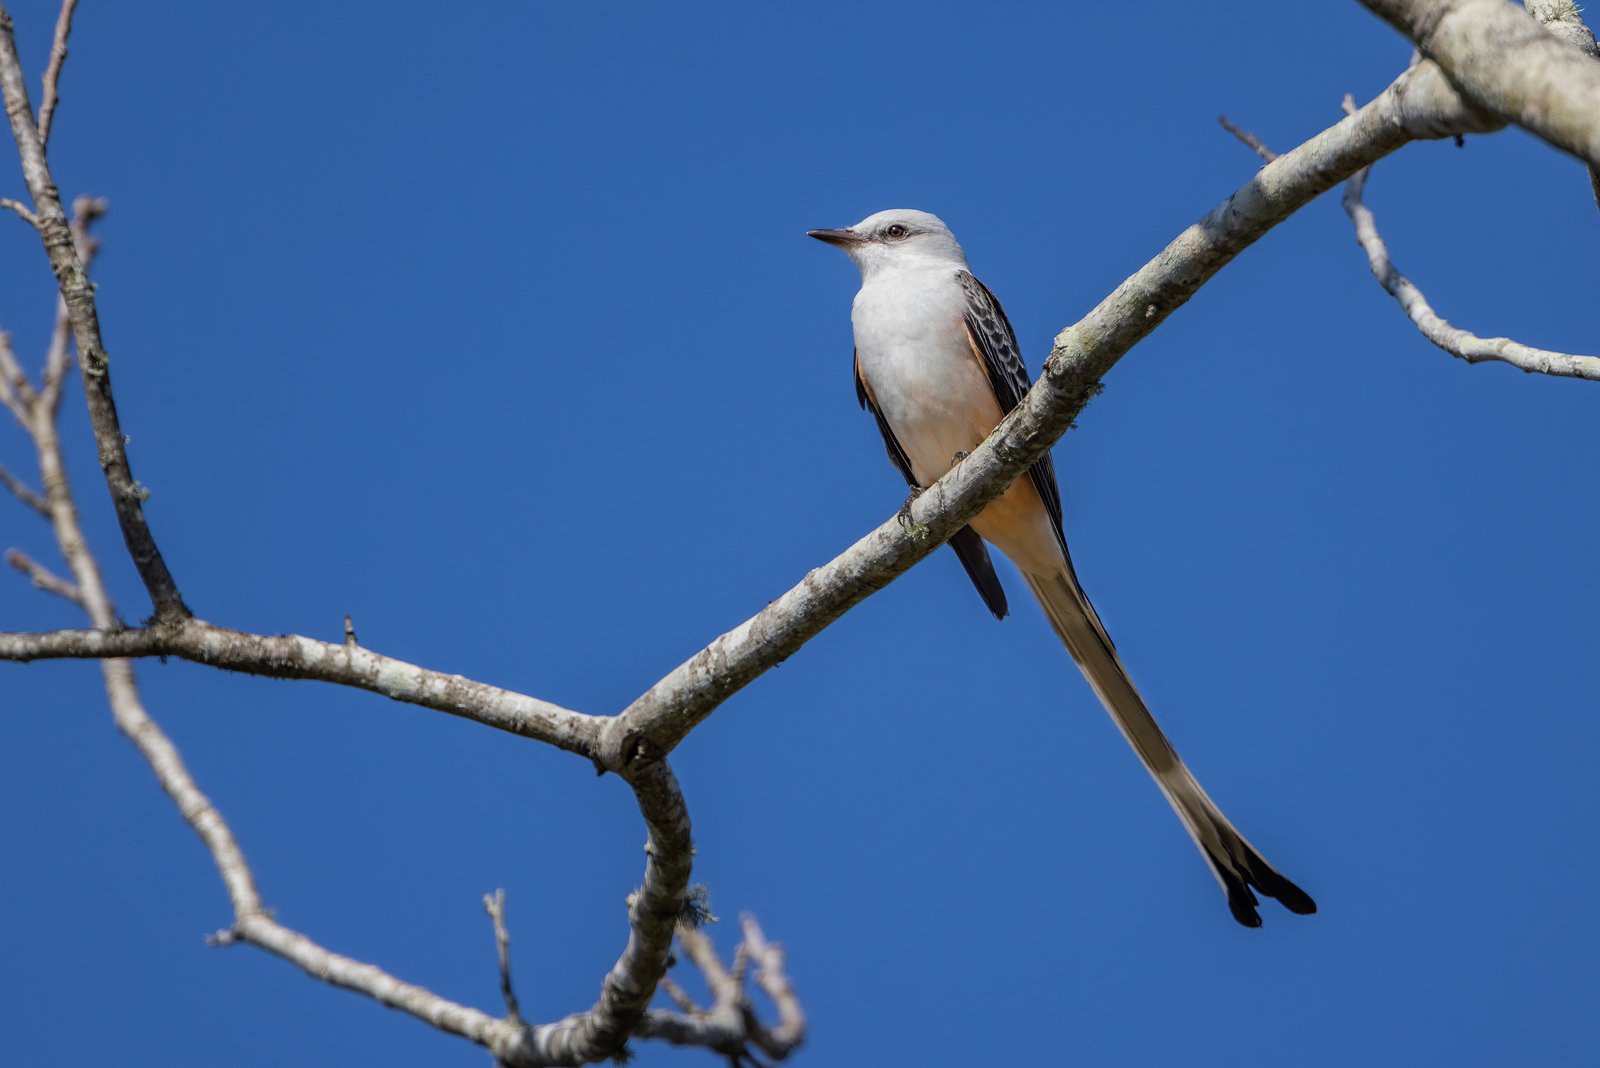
[855,349,1008,619]
[955,269,1067,554]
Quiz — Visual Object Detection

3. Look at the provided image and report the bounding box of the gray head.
[808,209,968,279]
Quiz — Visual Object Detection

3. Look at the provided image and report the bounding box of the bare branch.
[6,547,83,605]
[40,195,105,409]
[678,926,737,1004]
[223,912,518,1049]
[634,918,805,1062]
[1217,114,1279,162]
[1341,141,1600,379]
[35,0,75,147]
[0,193,35,224]
[739,916,804,1058]
[495,760,695,1065]
[0,618,603,755]
[484,889,524,1025]
[1528,0,1600,52]
[37,296,71,406]
[1360,0,1600,168]
[0,330,37,423]
[657,976,701,1015]
[0,461,48,515]
[111,633,526,1059]
[0,5,190,621]
[4,181,287,1050]
[1524,0,1600,210]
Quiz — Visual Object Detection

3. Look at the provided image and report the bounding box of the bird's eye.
[883,224,908,240]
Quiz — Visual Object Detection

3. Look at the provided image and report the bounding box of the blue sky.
[2,2,1597,1065]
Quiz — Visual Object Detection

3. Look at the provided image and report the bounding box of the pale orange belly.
[893,383,1063,576]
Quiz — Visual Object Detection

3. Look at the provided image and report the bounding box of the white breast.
[852,266,1005,488]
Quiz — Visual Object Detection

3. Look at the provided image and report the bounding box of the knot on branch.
[595,721,658,778]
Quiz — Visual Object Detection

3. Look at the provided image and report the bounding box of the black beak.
[807,228,861,247]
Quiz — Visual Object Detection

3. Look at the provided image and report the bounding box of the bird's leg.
[897,486,930,539]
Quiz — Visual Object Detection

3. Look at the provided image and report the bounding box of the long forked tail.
[1022,565,1316,927]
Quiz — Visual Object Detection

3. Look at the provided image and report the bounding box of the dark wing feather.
[955,270,1067,555]
[946,527,1008,619]
[855,349,915,486]
[855,349,1008,619]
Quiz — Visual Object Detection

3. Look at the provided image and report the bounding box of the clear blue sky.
[2,2,1596,1065]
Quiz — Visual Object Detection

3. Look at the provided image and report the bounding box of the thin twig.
[635,917,806,1062]
[0,462,48,516]
[1340,98,1600,381]
[0,193,35,224]
[35,0,75,147]
[657,976,701,1015]
[0,330,37,423]
[483,889,523,1025]
[1217,114,1279,162]
[39,295,72,405]
[738,916,804,1058]
[677,926,736,1004]
[6,547,82,606]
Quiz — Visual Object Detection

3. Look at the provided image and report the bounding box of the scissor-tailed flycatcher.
[809,209,1315,927]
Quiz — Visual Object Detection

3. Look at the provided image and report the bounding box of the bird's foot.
[897,487,930,540]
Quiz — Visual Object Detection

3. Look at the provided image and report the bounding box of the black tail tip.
[1223,866,1317,927]
[1227,888,1266,928]
[1258,870,1318,917]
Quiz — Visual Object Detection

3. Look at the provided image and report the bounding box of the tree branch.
[0,329,37,423]
[1525,0,1600,210]
[6,547,82,605]
[224,761,695,1067]
[35,0,75,147]
[0,618,603,755]
[739,916,805,1060]
[41,194,104,411]
[1217,114,1279,162]
[0,4,190,621]
[0,460,48,515]
[1359,0,1600,169]
[484,890,524,1025]
[0,610,760,1062]
[1340,108,1600,379]
[0,193,36,224]
[634,917,806,1062]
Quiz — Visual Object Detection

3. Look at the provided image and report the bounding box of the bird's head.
[808,209,968,279]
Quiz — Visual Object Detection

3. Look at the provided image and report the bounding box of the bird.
[809,209,1315,927]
